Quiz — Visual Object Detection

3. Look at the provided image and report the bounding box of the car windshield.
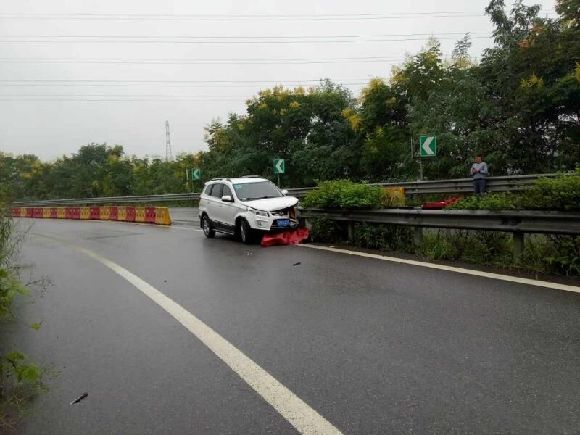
[233,181,282,201]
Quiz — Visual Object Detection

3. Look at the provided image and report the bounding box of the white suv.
[198,176,299,243]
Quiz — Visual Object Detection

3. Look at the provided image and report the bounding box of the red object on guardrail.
[422,196,462,210]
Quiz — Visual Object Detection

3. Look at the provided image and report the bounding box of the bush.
[302,180,382,209]
[353,223,414,252]
[447,192,520,210]
[521,174,580,211]
[449,173,579,211]
[419,230,512,265]
[0,208,45,432]
[524,235,580,276]
[308,218,344,243]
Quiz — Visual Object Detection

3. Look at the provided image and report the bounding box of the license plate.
[276,219,290,227]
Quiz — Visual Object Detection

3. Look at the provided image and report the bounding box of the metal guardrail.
[288,174,558,197]
[298,208,580,236]
[368,173,557,196]
[13,193,200,206]
[298,207,580,260]
[13,173,558,206]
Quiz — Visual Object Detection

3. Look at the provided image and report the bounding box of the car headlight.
[254,210,269,217]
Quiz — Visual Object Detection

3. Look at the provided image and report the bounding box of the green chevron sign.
[273,159,285,174]
[419,135,437,157]
[191,168,201,180]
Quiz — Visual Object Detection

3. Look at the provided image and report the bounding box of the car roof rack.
[241,175,261,178]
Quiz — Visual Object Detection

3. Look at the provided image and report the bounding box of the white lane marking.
[299,244,580,294]
[48,238,341,435]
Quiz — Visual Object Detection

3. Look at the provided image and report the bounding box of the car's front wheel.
[238,218,253,244]
[202,214,215,238]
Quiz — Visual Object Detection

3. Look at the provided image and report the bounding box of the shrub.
[521,174,580,211]
[308,218,343,243]
[380,188,406,208]
[302,180,382,209]
[418,230,512,265]
[0,207,46,432]
[524,235,580,276]
[449,173,579,211]
[353,223,414,252]
[448,192,520,210]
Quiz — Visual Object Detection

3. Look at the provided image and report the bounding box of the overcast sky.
[0,0,556,161]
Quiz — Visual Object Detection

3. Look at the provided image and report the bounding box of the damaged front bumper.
[251,206,300,232]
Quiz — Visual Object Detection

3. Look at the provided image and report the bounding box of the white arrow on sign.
[422,136,435,155]
[274,159,284,174]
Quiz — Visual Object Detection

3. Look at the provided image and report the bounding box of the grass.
[0,207,46,433]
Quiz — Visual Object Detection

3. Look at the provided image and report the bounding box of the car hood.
[242,196,299,211]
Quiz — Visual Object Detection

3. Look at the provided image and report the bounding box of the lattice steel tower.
[165,120,173,162]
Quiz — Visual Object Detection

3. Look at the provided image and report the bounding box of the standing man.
[471,155,488,194]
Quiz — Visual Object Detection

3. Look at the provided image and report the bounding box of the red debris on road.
[261,228,310,247]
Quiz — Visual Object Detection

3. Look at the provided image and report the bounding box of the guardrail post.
[512,232,524,262]
[347,222,354,242]
[414,226,424,247]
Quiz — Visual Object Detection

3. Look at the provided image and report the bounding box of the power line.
[0,56,404,65]
[0,79,371,84]
[0,35,492,45]
[0,12,487,22]
[0,82,370,88]
[0,32,477,40]
[0,98,246,102]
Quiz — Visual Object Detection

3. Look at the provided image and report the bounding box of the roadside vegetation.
[304,173,580,277]
[0,208,45,433]
[448,172,580,211]
[310,218,579,277]
[1,1,578,201]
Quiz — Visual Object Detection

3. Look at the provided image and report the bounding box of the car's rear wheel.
[239,218,253,244]
[202,214,215,238]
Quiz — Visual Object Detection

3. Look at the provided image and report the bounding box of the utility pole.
[165,120,173,162]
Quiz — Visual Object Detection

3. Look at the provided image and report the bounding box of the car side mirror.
[281,189,288,196]
[221,195,233,203]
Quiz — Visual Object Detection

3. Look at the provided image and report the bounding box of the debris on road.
[70,392,88,405]
[293,262,302,266]
[261,228,310,247]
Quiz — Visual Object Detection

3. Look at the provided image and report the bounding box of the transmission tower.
[165,120,173,161]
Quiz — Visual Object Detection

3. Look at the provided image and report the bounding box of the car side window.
[222,185,232,198]
[203,184,212,195]
[210,183,223,198]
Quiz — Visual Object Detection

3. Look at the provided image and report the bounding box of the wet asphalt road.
[7,218,580,435]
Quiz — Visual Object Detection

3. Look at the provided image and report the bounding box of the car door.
[207,183,224,223]
[219,184,238,228]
